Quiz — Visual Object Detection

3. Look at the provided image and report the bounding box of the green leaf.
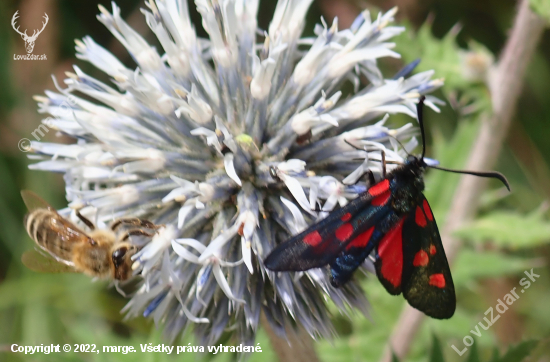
[396,22,465,90]
[530,0,550,23]
[391,350,400,362]
[466,341,480,362]
[454,208,550,248]
[428,335,445,362]
[452,250,535,286]
[491,340,539,362]
[396,22,493,97]
[318,277,408,362]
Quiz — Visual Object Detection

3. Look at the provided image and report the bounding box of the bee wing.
[21,190,92,264]
[21,249,76,273]
[21,190,55,212]
[21,190,88,237]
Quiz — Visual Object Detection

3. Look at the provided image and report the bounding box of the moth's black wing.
[401,196,456,319]
[265,180,392,271]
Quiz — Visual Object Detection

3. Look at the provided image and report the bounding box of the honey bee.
[21,190,162,280]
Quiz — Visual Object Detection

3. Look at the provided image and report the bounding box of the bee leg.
[114,280,128,297]
[76,210,95,230]
[121,229,155,241]
[111,218,163,231]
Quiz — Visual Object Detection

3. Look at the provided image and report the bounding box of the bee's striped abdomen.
[25,209,74,264]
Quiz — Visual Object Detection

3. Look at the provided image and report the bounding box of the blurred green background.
[1,0,549,361]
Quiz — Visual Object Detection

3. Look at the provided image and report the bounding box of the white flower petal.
[213,264,246,304]
[179,300,210,324]
[171,240,200,263]
[280,197,307,233]
[241,237,253,274]
[224,153,242,186]
[177,203,195,229]
[198,223,239,263]
[280,174,315,216]
[173,238,207,253]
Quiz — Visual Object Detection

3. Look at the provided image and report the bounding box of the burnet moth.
[264,97,510,319]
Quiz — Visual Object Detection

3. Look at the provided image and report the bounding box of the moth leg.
[381,150,386,178]
[344,139,365,152]
[365,170,375,186]
[111,218,163,231]
[121,229,155,241]
[76,209,95,230]
[342,139,383,186]
[310,203,322,212]
[342,167,376,187]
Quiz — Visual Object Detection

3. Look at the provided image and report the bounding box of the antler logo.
[11,10,48,54]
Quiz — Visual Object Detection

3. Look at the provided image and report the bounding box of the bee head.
[112,244,137,280]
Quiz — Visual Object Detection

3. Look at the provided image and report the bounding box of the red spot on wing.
[372,191,390,206]
[368,179,390,197]
[429,244,436,255]
[335,223,354,242]
[341,213,352,222]
[415,206,427,227]
[377,219,405,288]
[346,226,375,250]
[423,199,433,221]
[304,231,322,246]
[413,250,429,267]
[429,273,446,288]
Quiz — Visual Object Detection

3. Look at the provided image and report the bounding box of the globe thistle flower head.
[29,0,443,348]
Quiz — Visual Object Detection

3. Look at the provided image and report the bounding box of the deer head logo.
[11,11,48,54]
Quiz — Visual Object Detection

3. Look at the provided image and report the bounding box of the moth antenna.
[429,165,511,191]
[417,96,427,160]
[418,97,510,191]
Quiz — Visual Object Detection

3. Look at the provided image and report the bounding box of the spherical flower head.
[29,0,443,349]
